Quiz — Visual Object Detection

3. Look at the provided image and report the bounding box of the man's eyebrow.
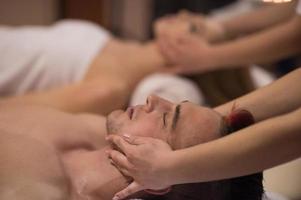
[171,104,181,130]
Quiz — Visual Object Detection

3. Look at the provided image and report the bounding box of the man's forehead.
[182,102,210,116]
[178,103,221,130]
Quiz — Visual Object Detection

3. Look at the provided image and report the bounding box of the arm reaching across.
[215,68,301,122]
[107,106,301,200]
[154,2,295,43]
[158,14,301,74]
[106,69,301,199]
[217,2,296,40]
[167,107,301,184]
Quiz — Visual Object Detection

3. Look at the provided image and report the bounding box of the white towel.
[0,20,110,96]
[130,73,205,106]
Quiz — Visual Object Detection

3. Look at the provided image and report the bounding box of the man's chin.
[105,110,124,134]
[108,109,124,118]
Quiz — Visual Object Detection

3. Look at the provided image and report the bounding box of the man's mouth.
[127,107,134,119]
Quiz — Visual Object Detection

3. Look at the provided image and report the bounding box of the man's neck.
[62,146,128,200]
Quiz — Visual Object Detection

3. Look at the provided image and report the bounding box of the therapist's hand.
[158,33,215,75]
[154,14,192,38]
[153,10,206,38]
[106,134,175,200]
[154,10,226,43]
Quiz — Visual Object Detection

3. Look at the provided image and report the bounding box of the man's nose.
[146,95,171,112]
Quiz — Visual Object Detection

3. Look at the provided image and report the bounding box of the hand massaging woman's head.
[106,95,223,149]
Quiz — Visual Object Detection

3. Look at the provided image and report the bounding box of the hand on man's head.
[106,134,174,200]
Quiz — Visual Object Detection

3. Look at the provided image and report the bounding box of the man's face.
[106,95,222,149]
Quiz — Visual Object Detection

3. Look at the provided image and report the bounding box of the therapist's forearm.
[215,68,301,122]
[167,108,301,185]
[219,2,295,38]
[209,16,301,69]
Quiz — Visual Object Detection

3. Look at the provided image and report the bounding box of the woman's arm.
[158,15,301,74]
[154,2,295,43]
[105,69,301,199]
[106,106,301,199]
[219,2,296,39]
[215,68,301,122]
[211,15,301,68]
[168,106,301,184]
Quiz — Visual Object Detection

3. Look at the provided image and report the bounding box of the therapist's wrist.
[162,150,188,186]
[206,44,234,71]
[214,104,228,117]
[160,151,181,186]
[204,19,228,43]
[201,45,224,72]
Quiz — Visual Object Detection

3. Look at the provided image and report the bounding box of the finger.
[173,32,197,44]
[106,135,133,154]
[157,38,175,63]
[176,34,192,44]
[112,181,144,200]
[123,135,156,145]
[109,158,131,177]
[158,37,180,64]
[165,35,182,50]
[107,149,133,170]
[145,187,172,195]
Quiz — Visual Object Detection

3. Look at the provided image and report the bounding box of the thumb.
[177,33,200,44]
[112,181,144,200]
[123,135,160,145]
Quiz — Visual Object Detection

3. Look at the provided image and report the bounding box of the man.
[0,95,263,200]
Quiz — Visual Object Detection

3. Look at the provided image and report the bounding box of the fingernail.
[122,134,130,139]
[123,134,132,142]
[112,195,119,200]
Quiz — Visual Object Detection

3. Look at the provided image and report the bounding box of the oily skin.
[0,98,222,200]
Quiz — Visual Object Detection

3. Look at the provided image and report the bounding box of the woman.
[0,20,165,114]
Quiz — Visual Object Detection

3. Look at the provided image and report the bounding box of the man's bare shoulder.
[75,113,108,147]
[76,113,106,130]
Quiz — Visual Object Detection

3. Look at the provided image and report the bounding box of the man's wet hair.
[143,108,264,200]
